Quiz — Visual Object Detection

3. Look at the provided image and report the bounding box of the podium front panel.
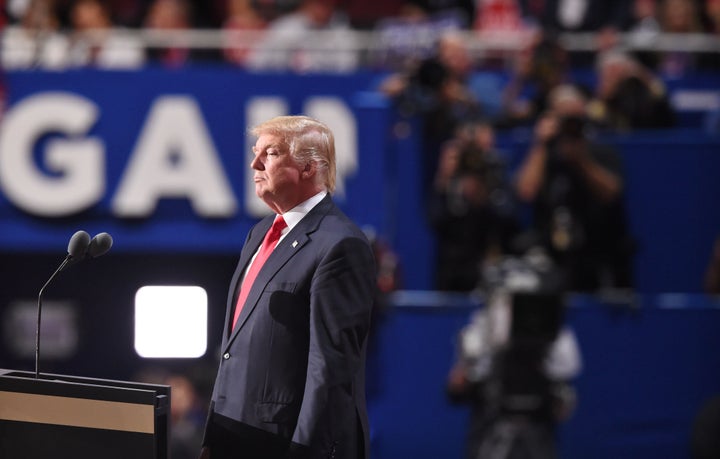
[0,370,169,459]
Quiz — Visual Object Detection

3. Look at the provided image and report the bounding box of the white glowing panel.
[134,286,207,358]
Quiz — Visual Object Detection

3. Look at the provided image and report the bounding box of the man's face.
[251,134,303,210]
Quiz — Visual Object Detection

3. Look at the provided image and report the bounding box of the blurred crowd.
[1,0,719,72]
[364,3,717,297]
[380,22,691,293]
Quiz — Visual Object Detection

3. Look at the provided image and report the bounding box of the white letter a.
[112,96,237,217]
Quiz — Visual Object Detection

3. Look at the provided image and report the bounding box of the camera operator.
[515,84,634,292]
[447,253,582,459]
[428,121,518,291]
[379,31,486,198]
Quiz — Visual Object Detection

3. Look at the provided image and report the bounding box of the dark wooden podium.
[0,369,170,459]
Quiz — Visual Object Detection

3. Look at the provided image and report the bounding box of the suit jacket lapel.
[225,196,335,349]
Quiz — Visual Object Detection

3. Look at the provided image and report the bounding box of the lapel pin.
[292,240,298,248]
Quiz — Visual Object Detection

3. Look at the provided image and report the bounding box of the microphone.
[67,230,91,262]
[87,232,113,259]
[63,231,114,270]
[35,230,95,379]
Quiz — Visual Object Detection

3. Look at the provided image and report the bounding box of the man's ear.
[302,161,316,179]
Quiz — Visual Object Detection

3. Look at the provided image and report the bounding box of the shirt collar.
[279,191,327,233]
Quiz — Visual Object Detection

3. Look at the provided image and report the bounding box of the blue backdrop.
[0,69,392,253]
[1,68,719,292]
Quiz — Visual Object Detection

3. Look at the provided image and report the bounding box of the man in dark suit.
[200,116,376,459]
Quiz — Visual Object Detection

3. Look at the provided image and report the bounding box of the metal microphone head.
[87,232,113,258]
[67,230,91,259]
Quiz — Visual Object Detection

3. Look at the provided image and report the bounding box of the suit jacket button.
[223,352,230,360]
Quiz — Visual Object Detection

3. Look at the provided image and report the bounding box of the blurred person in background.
[705,0,720,34]
[525,0,632,33]
[499,31,569,128]
[588,50,675,130]
[134,368,208,459]
[370,2,465,71]
[629,0,661,35]
[1,0,71,68]
[107,0,147,26]
[625,0,663,69]
[380,31,493,198]
[514,84,635,292]
[143,0,216,66]
[405,0,476,26]
[66,0,145,67]
[473,0,525,34]
[244,0,358,73]
[447,259,581,459]
[521,0,632,68]
[380,29,503,128]
[428,121,518,291]
[472,0,530,71]
[222,0,267,65]
[380,29,477,110]
[166,374,206,459]
[656,0,705,77]
[698,0,720,70]
[422,31,491,135]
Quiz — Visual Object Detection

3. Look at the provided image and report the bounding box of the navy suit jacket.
[206,195,375,459]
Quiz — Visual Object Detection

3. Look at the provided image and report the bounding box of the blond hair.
[251,115,336,193]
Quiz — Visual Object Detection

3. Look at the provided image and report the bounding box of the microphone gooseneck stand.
[35,256,74,379]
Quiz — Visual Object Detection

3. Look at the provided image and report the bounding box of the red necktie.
[231,215,287,330]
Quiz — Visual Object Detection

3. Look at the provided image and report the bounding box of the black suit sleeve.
[290,235,375,447]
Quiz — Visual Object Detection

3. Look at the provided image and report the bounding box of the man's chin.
[255,189,275,205]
